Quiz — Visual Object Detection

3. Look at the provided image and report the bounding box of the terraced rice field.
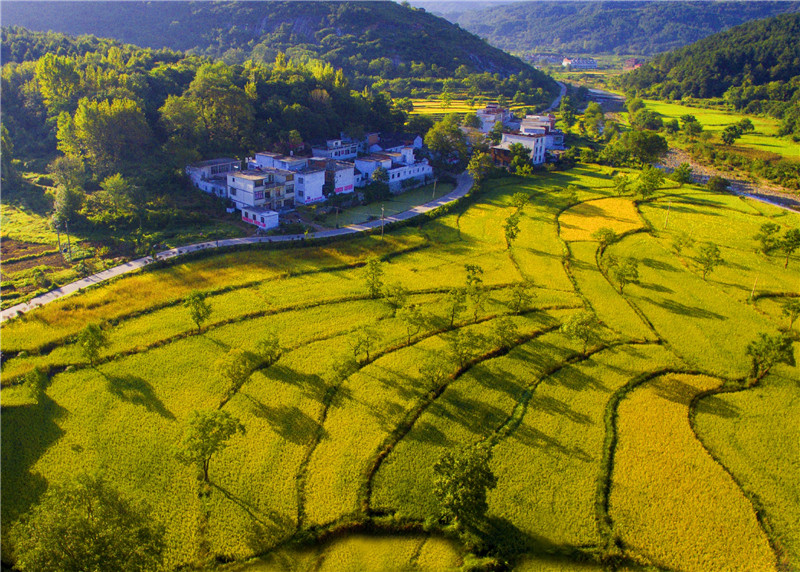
[1,166,798,571]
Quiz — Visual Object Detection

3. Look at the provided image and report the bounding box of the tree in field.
[696,242,723,279]
[493,316,519,348]
[671,163,694,186]
[447,329,483,368]
[48,155,86,192]
[721,124,742,146]
[511,192,530,213]
[397,303,425,345]
[217,349,257,404]
[466,151,493,184]
[607,256,640,294]
[420,354,451,389]
[503,213,521,249]
[561,311,600,355]
[671,231,695,255]
[746,333,795,383]
[9,474,164,572]
[779,228,800,268]
[738,118,755,134]
[754,222,781,255]
[384,282,409,317]
[465,264,484,289]
[508,281,534,314]
[681,116,703,139]
[255,332,283,369]
[25,367,49,403]
[444,288,467,327]
[592,227,618,249]
[634,165,665,199]
[351,326,378,363]
[176,410,244,483]
[706,176,730,193]
[34,53,80,115]
[78,323,109,366]
[613,174,631,196]
[621,130,667,164]
[508,143,532,175]
[782,298,800,330]
[363,257,384,299]
[433,445,497,527]
[184,291,212,332]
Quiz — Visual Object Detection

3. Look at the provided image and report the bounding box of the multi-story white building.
[355,147,433,192]
[249,151,308,173]
[476,104,515,133]
[310,158,356,196]
[227,169,295,212]
[520,114,565,150]
[295,165,326,204]
[185,158,240,197]
[491,132,547,167]
[310,137,360,160]
[562,57,598,70]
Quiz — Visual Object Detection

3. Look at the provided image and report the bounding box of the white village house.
[354,146,433,192]
[520,114,565,150]
[185,158,240,197]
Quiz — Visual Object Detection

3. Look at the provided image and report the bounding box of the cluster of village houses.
[186,105,565,231]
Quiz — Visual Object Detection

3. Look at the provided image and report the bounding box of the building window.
[298,177,304,184]
[230,188,237,195]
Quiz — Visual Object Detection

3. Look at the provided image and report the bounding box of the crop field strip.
[2,170,798,570]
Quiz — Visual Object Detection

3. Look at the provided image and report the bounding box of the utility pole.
[432,178,438,200]
[381,203,385,239]
[750,273,759,303]
[663,200,672,229]
[54,219,64,263]
[64,219,73,262]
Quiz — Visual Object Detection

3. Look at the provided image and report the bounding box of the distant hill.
[618,13,800,140]
[0,0,532,77]
[618,13,800,98]
[413,1,800,56]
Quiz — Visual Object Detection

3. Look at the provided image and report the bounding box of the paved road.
[543,81,567,113]
[1,172,474,321]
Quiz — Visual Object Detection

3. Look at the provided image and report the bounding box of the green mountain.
[0,1,532,77]
[618,13,800,138]
[414,1,800,56]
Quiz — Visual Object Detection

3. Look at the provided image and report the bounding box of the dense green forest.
[419,1,800,56]
[0,0,556,97]
[618,14,800,139]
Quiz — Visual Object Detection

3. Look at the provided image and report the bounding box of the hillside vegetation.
[0,1,545,83]
[424,1,800,56]
[2,164,798,570]
[618,14,800,139]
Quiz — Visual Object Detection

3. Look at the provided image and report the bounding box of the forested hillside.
[618,14,800,139]
[419,1,800,56]
[0,1,542,82]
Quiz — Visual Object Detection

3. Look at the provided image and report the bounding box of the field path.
[0,173,474,322]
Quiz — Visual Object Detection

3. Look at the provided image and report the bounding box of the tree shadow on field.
[104,374,175,420]
[641,257,678,272]
[637,281,674,293]
[647,298,727,320]
[1,398,66,536]
[434,388,507,437]
[694,394,740,419]
[210,481,294,545]
[510,421,593,463]
[405,421,453,446]
[552,361,607,392]
[477,516,594,567]
[531,394,592,425]
[267,364,327,402]
[243,395,326,445]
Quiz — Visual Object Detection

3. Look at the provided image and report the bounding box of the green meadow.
[2,164,798,570]
[643,99,799,161]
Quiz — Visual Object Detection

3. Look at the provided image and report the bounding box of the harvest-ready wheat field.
[2,164,798,571]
